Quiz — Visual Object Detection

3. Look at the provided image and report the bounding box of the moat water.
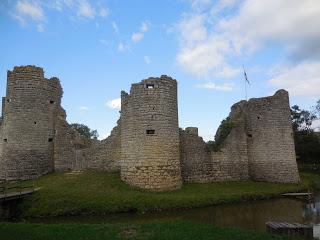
[11,192,319,232]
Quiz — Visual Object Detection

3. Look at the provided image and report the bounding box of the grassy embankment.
[0,221,301,240]
[17,170,316,217]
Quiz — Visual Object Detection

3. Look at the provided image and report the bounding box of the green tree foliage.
[291,104,320,163]
[291,105,316,131]
[314,99,320,119]
[70,123,99,140]
[207,117,234,152]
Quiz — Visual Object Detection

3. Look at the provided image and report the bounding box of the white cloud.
[144,56,151,64]
[11,13,26,25]
[140,21,150,32]
[99,8,109,17]
[77,0,95,18]
[131,32,144,42]
[99,39,108,46]
[196,82,234,91]
[268,61,320,97]
[176,0,320,80]
[131,21,150,43]
[112,21,119,34]
[106,98,121,110]
[312,119,320,132]
[118,42,129,52]
[215,66,241,78]
[79,106,89,114]
[36,24,44,32]
[15,0,44,21]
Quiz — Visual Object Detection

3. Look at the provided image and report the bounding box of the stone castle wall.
[208,90,299,184]
[180,127,215,182]
[0,66,78,179]
[211,101,250,181]
[246,90,300,183]
[120,76,182,191]
[77,121,121,171]
[0,66,61,179]
[0,65,300,189]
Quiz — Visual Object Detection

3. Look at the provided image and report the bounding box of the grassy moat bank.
[0,221,301,240]
[15,171,316,218]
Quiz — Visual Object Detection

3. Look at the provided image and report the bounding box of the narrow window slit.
[146,129,155,135]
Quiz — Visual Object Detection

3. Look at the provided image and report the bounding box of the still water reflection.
[27,194,320,232]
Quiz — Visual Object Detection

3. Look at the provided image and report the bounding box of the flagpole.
[244,75,247,101]
[243,65,247,101]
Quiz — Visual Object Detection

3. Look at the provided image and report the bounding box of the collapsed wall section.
[212,90,299,183]
[77,121,121,171]
[53,107,77,171]
[120,75,182,191]
[246,90,300,183]
[180,127,216,182]
[211,101,250,181]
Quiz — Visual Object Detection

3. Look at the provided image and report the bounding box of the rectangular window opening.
[146,129,155,135]
[3,139,7,142]
[49,100,55,104]
[247,134,252,138]
[146,84,154,89]
[48,138,53,142]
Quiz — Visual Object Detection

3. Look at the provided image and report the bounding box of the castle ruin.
[0,66,300,190]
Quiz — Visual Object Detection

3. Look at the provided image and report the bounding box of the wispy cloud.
[268,61,320,97]
[112,21,119,34]
[131,21,150,43]
[176,0,320,97]
[77,0,95,18]
[196,82,234,91]
[79,106,89,114]
[99,7,109,17]
[99,39,109,46]
[15,0,45,21]
[106,98,121,110]
[144,56,151,64]
[12,0,45,31]
[118,42,129,52]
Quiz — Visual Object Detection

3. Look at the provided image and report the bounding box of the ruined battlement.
[0,65,300,190]
[0,66,74,179]
[8,65,44,78]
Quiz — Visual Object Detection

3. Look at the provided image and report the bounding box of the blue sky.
[1,0,319,140]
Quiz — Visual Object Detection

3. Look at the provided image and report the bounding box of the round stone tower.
[120,75,182,191]
[0,66,62,179]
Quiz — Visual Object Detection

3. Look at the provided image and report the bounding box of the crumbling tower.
[0,66,62,179]
[246,90,300,183]
[120,75,182,191]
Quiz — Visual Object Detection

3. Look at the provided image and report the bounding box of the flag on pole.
[243,66,250,85]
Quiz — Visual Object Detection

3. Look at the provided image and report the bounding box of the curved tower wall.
[120,75,182,191]
[0,66,62,179]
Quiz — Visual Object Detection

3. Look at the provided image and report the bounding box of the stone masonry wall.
[0,66,80,178]
[0,66,61,179]
[78,121,121,171]
[120,75,182,191]
[53,107,77,171]
[180,127,216,182]
[246,90,300,183]
[211,101,250,181]
[211,90,299,183]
